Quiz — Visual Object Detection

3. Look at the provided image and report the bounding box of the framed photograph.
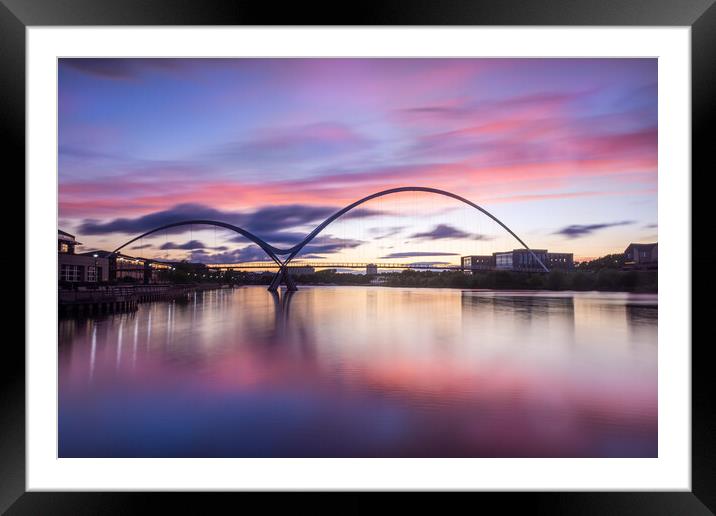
[3,0,711,512]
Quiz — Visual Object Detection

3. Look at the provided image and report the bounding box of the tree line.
[292,267,657,293]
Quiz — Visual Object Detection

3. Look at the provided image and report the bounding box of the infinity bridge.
[113,186,549,291]
[204,262,465,271]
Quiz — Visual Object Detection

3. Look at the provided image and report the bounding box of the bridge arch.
[112,220,283,265]
[111,187,549,276]
[282,186,549,272]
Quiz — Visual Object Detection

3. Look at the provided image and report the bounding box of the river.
[58,286,657,457]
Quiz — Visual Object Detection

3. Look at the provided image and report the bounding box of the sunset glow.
[59,58,657,262]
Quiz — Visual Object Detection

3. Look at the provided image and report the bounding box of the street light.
[93,254,98,283]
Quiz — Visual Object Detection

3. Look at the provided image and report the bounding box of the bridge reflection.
[270,289,295,335]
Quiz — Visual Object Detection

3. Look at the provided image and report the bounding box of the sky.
[58,58,657,263]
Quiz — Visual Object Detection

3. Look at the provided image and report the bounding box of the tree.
[576,253,625,271]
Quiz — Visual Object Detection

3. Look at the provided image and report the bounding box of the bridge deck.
[205,262,461,270]
[202,262,547,272]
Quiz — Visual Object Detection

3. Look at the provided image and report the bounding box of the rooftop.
[624,242,658,252]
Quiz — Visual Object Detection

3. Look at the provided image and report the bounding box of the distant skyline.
[59,58,657,261]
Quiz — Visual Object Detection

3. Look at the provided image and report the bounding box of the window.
[59,242,69,253]
[60,264,81,282]
[86,266,97,282]
[496,254,513,269]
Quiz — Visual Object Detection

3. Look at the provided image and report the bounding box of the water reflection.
[59,286,657,458]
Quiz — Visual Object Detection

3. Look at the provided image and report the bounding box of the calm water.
[59,286,657,457]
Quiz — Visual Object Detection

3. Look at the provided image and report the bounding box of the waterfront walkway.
[58,284,222,317]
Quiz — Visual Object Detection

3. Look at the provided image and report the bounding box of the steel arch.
[111,187,549,284]
[281,186,549,272]
[112,220,283,265]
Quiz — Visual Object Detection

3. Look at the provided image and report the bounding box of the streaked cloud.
[208,122,373,166]
[409,224,492,241]
[370,226,406,239]
[296,236,365,257]
[553,221,635,239]
[159,240,207,250]
[77,203,381,244]
[188,246,269,264]
[61,58,185,80]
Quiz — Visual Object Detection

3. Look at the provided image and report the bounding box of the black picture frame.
[2,0,711,512]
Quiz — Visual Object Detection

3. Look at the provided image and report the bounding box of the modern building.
[74,248,174,284]
[79,250,145,283]
[58,229,78,254]
[462,249,573,273]
[495,249,550,271]
[461,255,494,272]
[366,263,378,275]
[58,229,109,283]
[623,242,658,270]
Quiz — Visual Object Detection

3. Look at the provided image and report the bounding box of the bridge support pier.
[267,266,298,292]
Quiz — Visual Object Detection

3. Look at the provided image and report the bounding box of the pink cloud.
[60,151,656,220]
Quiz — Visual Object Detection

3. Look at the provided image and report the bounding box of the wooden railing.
[58,284,217,304]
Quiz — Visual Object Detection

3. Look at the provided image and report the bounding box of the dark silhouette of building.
[547,252,574,270]
[623,243,658,270]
